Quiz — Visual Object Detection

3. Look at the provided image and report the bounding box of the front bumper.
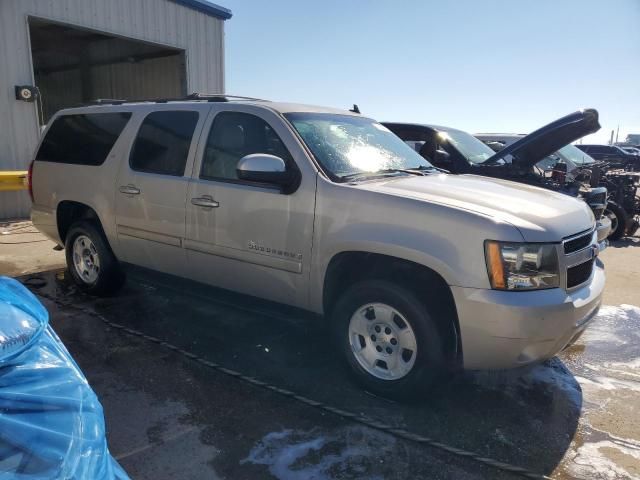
[451,260,605,370]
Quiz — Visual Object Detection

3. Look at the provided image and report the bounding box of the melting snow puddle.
[575,374,640,393]
[559,304,640,479]
[566,438,640,480]
[241,427,394,480]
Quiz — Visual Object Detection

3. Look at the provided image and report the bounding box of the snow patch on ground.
[582,304,640,346]
[242,427,394,480]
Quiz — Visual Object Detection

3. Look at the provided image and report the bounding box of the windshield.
[557,144,596,165]
[284,113,433,180]
[439,129,496,164]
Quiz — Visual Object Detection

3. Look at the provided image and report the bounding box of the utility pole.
[615,125,620,144]
[610,130,614,145]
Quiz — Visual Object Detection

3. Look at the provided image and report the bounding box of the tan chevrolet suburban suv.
[30,94,605,398]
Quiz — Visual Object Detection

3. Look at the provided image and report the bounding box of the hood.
[484,109,600,169]
[357,173,594,242]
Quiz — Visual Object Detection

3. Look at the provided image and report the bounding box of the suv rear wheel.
[65,221,125,295]
[333,280,446,399]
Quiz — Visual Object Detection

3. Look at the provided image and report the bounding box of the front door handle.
[119,185,140,195]
[191,195,220,208]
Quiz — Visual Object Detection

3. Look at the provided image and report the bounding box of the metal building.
[0,0,231,219]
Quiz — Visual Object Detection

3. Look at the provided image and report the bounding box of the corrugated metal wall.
[0,0,225,219]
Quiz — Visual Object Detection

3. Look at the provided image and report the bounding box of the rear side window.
[130,111,199,176]
[36,113,131,166]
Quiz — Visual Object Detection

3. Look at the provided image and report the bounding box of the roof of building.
[171,0,232,20]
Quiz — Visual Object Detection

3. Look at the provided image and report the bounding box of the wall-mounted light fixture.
[15,85,39,102]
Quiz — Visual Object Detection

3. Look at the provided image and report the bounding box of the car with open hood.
[383,109,610,244]
[30,96,604,399]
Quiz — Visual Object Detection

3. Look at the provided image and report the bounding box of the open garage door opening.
[29,18,187,123]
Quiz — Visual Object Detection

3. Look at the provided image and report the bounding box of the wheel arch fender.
[310,223,464,315]
[56,200,114,250]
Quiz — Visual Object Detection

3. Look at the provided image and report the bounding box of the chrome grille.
[567,259,595,288]
[562,228,597,290]
[563,231,593,254]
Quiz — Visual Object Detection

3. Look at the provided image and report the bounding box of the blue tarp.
[0,277,129,479]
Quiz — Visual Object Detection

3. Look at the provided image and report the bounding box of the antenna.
[349,104,361,114]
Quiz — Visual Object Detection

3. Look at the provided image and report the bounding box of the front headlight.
[484,241,560,290]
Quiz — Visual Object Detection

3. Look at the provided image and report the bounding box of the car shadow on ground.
[609,236,640,248]
[22,267,583,478]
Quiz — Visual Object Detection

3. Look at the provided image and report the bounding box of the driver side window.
[395,129,440,162]
[200,111,293,181]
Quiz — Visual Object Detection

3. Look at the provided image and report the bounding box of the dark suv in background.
[576,144,639,170]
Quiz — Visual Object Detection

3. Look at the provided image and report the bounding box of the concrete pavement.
[1,222,639,479]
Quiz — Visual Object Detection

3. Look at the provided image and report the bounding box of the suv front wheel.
[333,280,446,399]
[65,221,125,295]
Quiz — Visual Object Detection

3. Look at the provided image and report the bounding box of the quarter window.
[130,111,199,176]
[36,113,131,166]
[200,111,293,181]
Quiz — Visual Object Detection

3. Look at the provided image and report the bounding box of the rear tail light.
[27,160,34,202]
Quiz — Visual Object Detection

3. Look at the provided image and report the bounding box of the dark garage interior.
[29,18,187,123]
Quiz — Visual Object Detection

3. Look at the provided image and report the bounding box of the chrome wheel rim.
[605,208,618,235]
[72,235,100,284]
[348,303,418,380]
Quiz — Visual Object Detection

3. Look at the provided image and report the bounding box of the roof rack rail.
[187,92,267,102]
[89,93,268,106]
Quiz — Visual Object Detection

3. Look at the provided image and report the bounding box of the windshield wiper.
[341,167,431,182]
[409,165,440,173]
[478,157,504,166]
[378,168,428,176]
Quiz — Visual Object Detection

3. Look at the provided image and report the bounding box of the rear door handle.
[119,185,140,195]
[191,195,219,208]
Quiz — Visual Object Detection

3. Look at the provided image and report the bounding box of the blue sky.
[222,0,639,144]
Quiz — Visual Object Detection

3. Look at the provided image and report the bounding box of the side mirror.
[237,154,292,186]
[434,149,451,163]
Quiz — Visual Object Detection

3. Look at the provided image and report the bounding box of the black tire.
[333,280,446,400]
[605,202,627,241]
[64,221,125,295]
